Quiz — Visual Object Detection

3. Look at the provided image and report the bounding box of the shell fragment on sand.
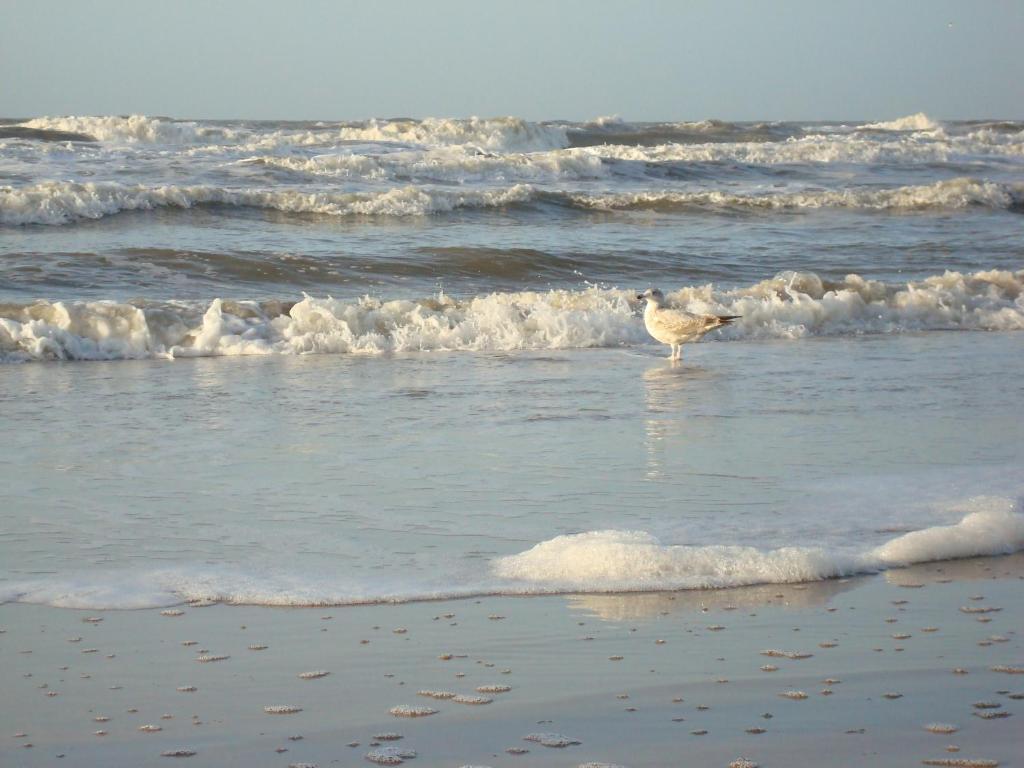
[523,732,581,748]
[760,650,812,659]
[389,705,438,717]
[452,694,492,705]
[365,746,416,765]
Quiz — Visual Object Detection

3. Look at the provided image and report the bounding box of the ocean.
[1,113,1022,610]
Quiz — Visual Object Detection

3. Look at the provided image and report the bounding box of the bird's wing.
[651,307,709,336]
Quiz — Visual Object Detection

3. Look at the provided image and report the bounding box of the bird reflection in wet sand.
[642,363,712,479]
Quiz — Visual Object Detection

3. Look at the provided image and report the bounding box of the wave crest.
[568,179,1024,213]
[3,177,1021,226]
[16,115,569,151]
[0,181,537,225]
[20,115,241,144]
[862,112,941,132]
[330,116,568,151]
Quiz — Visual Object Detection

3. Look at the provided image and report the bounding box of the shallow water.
[2,332,1021,607]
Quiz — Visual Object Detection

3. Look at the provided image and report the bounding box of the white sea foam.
[3,177,1020,226]
[17,115,568,152]
[586,131,1024,164]
[569,178,1024,213]
[862,112,941,132]
[0,289,639,361]
[2,269,1021,363]
[1,500,1020,610]
[494,501,1024,594]
[0,181,537,226]
[241,146,606,183]
[329,116,569,151]
[20,115,244,144]
[492,530,856,590]
[870,499,1024,565]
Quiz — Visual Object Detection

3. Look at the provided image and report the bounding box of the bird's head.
[637,288,665,307]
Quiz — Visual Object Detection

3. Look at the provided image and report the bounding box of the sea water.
[1,114,1022,609]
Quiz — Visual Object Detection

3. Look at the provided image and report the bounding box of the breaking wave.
[589,131,1024,164]
[862,112,942,132]
[240,146,607,183]
[567,178,1024,213]
[1,269,1021,363]
[0,181,538,225]
[17,115,569,151]
[3,177,1022,226]
[19,115,245,144]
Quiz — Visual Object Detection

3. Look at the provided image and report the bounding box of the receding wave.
[2,498,1021,609]
[1,268,1021,363]
[494,500,1024,593]
[3,177,1022,226]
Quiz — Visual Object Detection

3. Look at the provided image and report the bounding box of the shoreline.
[4,554,1021,767]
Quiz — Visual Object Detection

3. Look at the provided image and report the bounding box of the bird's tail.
[716,315,741,325]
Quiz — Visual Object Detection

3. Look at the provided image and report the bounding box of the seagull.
[637,288,739,360]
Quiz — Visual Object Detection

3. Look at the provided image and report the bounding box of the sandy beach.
[4,554,1021,767]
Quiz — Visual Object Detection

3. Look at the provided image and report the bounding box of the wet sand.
[3,555,1021,768]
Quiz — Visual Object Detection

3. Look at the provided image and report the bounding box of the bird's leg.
[668,344,677,360]
[673,344,682,361]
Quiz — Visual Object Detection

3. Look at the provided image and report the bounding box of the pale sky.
[2,0,1021,121]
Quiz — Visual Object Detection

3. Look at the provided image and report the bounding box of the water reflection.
[641,361,711,480]
[884,551,1024,586]
[565,576,864,622]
